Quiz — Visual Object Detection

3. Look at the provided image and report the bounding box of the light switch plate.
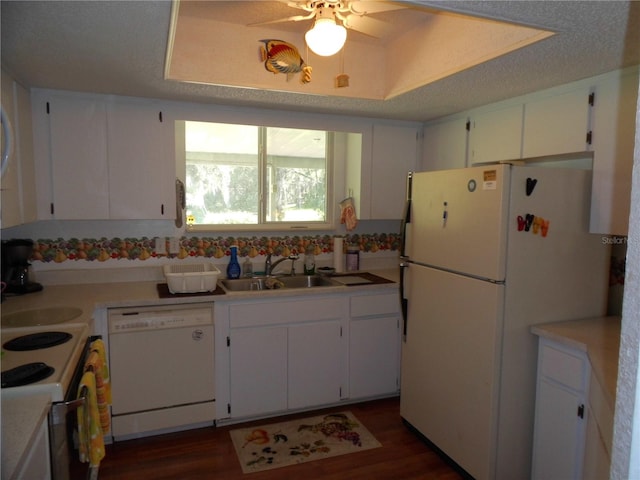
[153,237,165,256]
[169,237,181,254]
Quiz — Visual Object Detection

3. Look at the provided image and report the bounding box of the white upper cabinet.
[107,101,174,219]
[589,66,639,236]
[368,124,418,219]
[422,116,468,171]
[31,90,175,220]
[345,123,418,220]
[1,71,37,228]
[468,103,523,165]
[46,94,110,219]
[522,88,592,158]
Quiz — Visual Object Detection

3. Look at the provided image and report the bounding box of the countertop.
[531,316,621,409]
[1,268,400,319]
[1,394,51,480]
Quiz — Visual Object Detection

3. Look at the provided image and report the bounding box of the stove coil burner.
[2,331,73,351]
[1,362,55,388]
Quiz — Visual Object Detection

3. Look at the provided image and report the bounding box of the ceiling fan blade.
[248,11,315,27]
[343,14,395,37]
[349,1,407,15]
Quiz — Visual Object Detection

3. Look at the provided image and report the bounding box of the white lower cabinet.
[227,295,348,420]
[229,325,288,418]
[532,339,589,480]
[349,293,401,398]
[288,321,344,409]
[222,289,401,422]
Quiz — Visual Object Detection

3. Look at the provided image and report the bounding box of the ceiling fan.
[250,1,407,56]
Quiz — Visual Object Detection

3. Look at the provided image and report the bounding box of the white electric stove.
[1,323,90,401]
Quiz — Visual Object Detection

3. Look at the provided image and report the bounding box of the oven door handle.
[50,391,87,425]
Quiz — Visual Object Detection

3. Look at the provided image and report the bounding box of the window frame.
[179,121,337,232]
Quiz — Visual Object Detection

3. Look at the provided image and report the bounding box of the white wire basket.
[163,263,221,294]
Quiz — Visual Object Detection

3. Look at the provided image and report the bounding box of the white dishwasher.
[108,304,215,440]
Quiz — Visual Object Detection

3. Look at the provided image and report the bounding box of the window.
[184,121,332,230]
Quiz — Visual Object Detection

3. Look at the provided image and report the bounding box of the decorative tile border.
[30,233,401,263]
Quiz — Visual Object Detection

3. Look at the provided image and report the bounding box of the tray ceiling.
[1,1,639,122]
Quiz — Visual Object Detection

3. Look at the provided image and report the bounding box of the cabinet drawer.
[230,297,345,328]
[350,293,399,318]
[539,343,586,391]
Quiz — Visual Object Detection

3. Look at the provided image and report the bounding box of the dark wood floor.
[97,397,465,479]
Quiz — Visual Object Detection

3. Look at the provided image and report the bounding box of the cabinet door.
[349,315,400,398]
[469,104,523,164]
[288,320,343,410]
[107,102,174,219]
[48,95,109,219]
[531,379,586,480]
[369,124,418,219]
[522,88,591,158]
[422,117,468,171]
[589,67,639,235]
[229,326,288,418]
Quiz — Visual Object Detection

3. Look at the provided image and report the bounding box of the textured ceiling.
[1,1,639,122]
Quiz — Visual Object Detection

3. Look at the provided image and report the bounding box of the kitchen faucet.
[265,253,299,276]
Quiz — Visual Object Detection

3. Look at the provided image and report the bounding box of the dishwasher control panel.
[108,306,213,334]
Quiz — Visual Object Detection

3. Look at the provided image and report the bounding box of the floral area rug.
[229,411,381,474]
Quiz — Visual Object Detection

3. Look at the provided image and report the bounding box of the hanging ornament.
[259,39,312,84]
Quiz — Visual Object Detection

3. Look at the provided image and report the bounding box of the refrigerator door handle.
[400,172,413,258]
[399,261,409,340]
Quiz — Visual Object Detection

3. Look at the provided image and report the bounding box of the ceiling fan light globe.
[305,18,347,56]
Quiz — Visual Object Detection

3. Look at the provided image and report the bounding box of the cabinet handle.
[577,404,584,419]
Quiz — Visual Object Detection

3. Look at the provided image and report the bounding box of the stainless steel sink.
[279,275,335,288]
[1,306,83,327]
[220,275,336,292]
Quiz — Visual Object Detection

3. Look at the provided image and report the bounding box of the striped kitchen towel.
[77,372,105,466]
[84,351,110,432]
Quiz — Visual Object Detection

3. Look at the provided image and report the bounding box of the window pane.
[265,127,327,223]
[185,122,259,225]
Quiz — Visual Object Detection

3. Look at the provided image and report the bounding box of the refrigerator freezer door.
[400,264,504,480]
[408,165,510,281]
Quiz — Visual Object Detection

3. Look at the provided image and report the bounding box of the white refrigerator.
[399,164,610,480]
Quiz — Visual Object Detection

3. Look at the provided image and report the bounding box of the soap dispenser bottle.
[243,256,253,277]
[227,246,241,279]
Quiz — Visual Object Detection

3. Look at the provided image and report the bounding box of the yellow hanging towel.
[90,339,112,404]
[77,371,105,466]
[85,351,110,433]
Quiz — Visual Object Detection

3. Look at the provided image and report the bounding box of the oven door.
[49,335,101,480]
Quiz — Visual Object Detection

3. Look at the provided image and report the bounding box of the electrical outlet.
[153,237,165,256]
[169,237,181,255]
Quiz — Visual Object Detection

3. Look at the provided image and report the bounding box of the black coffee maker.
[1,239,43,295]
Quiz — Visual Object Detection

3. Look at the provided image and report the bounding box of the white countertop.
[1,394,51,480]
[531,316,621,408]
[1,268,400,319]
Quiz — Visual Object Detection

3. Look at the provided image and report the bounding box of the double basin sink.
[220,274,335,292]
